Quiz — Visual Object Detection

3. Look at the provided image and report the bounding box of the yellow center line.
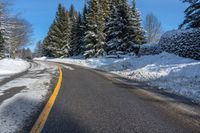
[30,65,63,133]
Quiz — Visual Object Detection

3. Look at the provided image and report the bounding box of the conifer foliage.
[0,30,4,58]
[43,4,71,57]
[42,0,145,58]
[70,13,85,56]
[84,0,106,58]
[180,0,200,29]
[35,40,44,57]
[131,0,145,45]
[105,0,145,55]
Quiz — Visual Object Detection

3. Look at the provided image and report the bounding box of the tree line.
[36,0,200,58]
[37,0,146,58]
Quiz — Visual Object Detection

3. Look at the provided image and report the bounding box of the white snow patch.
[0,58,30,82]
[62,65,75,70]
[33,57,47,61]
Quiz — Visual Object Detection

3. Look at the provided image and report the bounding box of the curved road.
[41,63,200,133]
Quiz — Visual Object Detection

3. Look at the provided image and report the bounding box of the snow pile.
[0,58,30,75]
[101,53,200,102]
[33,56,47,61]
[159,28,200,60]
[0,58,30,82]
[47,52,200,102]
[48,57,123,69]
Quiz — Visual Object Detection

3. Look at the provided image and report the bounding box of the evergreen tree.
[41,0,146,58]
[182,0,198,3]
[105,6,124,54]
[0,30,4,58]
[69,4,79,56]
[180,0,200,29]
[35,40,44,57]
[131,0,145,45]
[118,0,136,52]
[70,13,85,56]
[99,0,112,21]
[106,0,143,55]
[69,4,76,19]
[43,32,53,57]
[82,4,88,24]
[84,0,106,58]
[79,4,88,55]
[43,4,71,57]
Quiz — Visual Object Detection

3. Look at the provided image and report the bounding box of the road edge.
[30,65,63,133]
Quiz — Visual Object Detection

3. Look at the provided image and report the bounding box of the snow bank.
[47,52,200,102]
[33,57,47,61]
[0,58,30,75]
[0,58,30,82]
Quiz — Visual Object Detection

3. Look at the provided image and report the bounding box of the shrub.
[138,43,162,56]
[158,28,200,60]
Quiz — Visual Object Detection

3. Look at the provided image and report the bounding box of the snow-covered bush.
[159,28,200,60]
[138,43,162,56]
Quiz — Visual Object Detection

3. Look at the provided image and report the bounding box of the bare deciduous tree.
[7,17,32,57]
[144,13,163,44]
[0,0,32,58]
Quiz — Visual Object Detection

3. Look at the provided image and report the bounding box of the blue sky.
[10,0,188,51]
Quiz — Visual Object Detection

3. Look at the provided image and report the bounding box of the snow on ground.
[0,61,57,133]
[0,58,30,82]
[38,52,200,102]
[34,56,47,61]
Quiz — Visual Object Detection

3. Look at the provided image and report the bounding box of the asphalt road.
[41,63,200,133]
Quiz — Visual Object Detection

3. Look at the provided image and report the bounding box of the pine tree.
[132,0,145,45]
[43,30,54,57]
[43,4,71,57]
[83,4,88,24]
[69,4,79,56]
[79,4,88,55]
[99,0,112,21]
[105,5,124,55]
[70,13,85,56]
[69,5,76,19]
[106,0,143,55]
[35,40,44,57]
[118,0,136,53]
[180,0,200,29]
[84,0,106,58]
[0,30,4,58]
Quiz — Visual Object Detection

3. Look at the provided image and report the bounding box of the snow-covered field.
[0,58,30,82]
[39,52,200,103]
[0,60,57,132]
